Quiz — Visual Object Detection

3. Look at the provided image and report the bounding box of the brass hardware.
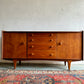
[58,42,62,45]
[30,53,34,56]
[49,39,53,42]
[30,39,34,42]
[49,53,53,56]
[30,45,34,48]
[49,33,53,36]
[49,46,53,48]
[30,34,34,36]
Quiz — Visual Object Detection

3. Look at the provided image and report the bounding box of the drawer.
[28,33,56,37]
[28,37,56,44]
[28,44,56,50]
[28,50,56,59]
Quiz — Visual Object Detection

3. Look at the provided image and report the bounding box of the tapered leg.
[64,61,66,66]
[19,60,21,65]
[67,60,72,71]
[13,60,17,69]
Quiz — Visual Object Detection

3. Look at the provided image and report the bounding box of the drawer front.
[28,50,56,59]
[28,37,56,44]
[28,33,56,37]
[28,44,56,50]
[28,32,56,59]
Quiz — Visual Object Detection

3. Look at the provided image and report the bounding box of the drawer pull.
[49,33,53,36]
[30,34,34,36]
[49,39,53,42]
[30,53,34,56]
[49,53,53,56]
[30,45,34,48]
[30,39,34,42]
[49,46,53,48]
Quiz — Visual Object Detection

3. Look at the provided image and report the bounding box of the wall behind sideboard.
[0,0,84,64]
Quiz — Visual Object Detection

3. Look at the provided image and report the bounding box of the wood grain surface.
[3,32,27,59]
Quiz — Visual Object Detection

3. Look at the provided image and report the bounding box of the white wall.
[0,0,84,63]
[0,0,84,31]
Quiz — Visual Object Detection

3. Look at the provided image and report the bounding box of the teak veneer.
[2,31,83,70]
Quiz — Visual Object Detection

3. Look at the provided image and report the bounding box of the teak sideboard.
[2,31,83,70]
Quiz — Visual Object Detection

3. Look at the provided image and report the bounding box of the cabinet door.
[3,32,27,59]
[56,32,82,60]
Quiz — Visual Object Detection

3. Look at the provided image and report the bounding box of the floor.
[0,62,84,71]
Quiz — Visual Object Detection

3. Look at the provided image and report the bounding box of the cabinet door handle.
[19,42,24,45]
[58,42,62,45]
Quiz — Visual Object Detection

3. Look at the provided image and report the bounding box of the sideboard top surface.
[2,30,83,33]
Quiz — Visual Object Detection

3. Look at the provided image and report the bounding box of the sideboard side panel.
[83,31,84,60]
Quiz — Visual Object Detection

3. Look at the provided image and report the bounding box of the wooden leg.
[67,60,72,71]
[64,61,66,66]
[19,60,21,65]
[13,60,17,69]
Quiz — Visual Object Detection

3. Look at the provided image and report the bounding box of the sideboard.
[2,31,83,70]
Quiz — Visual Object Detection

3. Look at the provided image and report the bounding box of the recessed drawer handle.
[30,39,34,42]
[30,34,34,36]
[30,53,34,56]
[49,33,53,36]
[49,39,53,42]
[49,53,53,56]
[30,45,34,48]
[49,46,53,48]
